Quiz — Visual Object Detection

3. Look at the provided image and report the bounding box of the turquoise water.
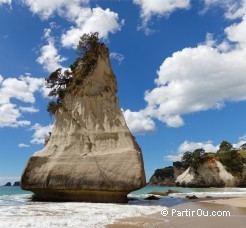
[0,186,31,206]
[1,186,246,227]
[1,186,246,206]
[132,185,246,197]
[0,186,30,196]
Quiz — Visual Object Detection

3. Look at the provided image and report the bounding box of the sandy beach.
[107,197,246,227]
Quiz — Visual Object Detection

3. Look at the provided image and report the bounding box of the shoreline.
[107,197,246,227]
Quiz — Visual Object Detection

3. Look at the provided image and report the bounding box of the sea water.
[1,186,246,227]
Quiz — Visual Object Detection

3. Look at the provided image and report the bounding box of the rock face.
[176,159,236,187]
[21,47,146,203]
[149,158,246,187]
[148,166,175,186]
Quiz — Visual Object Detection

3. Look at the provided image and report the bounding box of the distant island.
[2,181,20,187]
[148,141,246,187]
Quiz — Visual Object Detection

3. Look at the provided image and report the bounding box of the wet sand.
[107,197,246,227]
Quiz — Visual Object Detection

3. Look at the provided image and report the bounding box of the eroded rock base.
[30,189,128,203]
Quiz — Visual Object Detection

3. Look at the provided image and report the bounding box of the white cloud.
[110,52,125,65]
[19,106,39,113]
[164,140,218,162]
[30,123,53,144]
[18,143,30,148]
[0,103,30,127]
[138,14,246,128]
[0,75,46,105]
[202,0,246,20]
[0,74,47,128]
[22,1,124,49]
[61,7,124,49]
[239,134,246,141]
[37,29,67,73]
[0,0,11,5]
[165,140,218,162]
[123,109,156,134]
[233,134,246,149]
[134,0,190,33]
[21,0,89,20]
[178,140,218,153]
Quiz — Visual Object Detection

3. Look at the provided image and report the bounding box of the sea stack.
[21,34,146,203]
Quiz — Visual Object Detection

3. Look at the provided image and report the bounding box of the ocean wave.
[171,191,246,198]
[0,196,165,228]
[0,194,32,206]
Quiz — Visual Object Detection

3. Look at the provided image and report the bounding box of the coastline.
[107,197,246,227]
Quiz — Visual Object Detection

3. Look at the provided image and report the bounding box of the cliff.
[148,166,175,186]
[21,43,146,203]
[149,152,246,187]
[176,158,246,187]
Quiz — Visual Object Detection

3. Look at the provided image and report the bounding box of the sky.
[0,0,246,185]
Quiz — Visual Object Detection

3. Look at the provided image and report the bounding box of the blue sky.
[0,0,246,184]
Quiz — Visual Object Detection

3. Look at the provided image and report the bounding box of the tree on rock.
[217,141,233,153]
[46,32,103,116]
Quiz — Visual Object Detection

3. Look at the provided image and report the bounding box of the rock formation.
[21,43,146,203]
[3,182,11,186]
[13,181,20,186]
[149,157,246,187]
[148,166,175,186]
[176,159,239,187]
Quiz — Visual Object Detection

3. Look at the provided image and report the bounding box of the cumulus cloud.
[22,1,124,49]
[21,0,89,20]
[37,29,67,73]
[110,52,124,65]
[30,123,53,144]
[61,7,124,48]
[178,140,218,153]
[0,74,47,128]
[164,134,246,162]
[123,109,156,134]
[18,143,30,148]
[0,103,30,127]
[134,0,190,33]
[131,13,246,128]
[0,75,46,104]
[164,140,219,162]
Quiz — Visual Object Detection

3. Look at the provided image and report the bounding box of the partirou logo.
[161,209,231,217]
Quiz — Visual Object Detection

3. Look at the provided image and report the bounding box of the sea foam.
[0,195,165,228]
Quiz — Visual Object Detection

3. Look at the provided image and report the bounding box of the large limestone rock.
[21,47,146,203]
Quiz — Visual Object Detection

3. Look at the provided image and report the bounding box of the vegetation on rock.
[46,32,104,116]
[217,140,233,153]
[178,140,245,176]
[216,150,244,176]
[180,149,205,173]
